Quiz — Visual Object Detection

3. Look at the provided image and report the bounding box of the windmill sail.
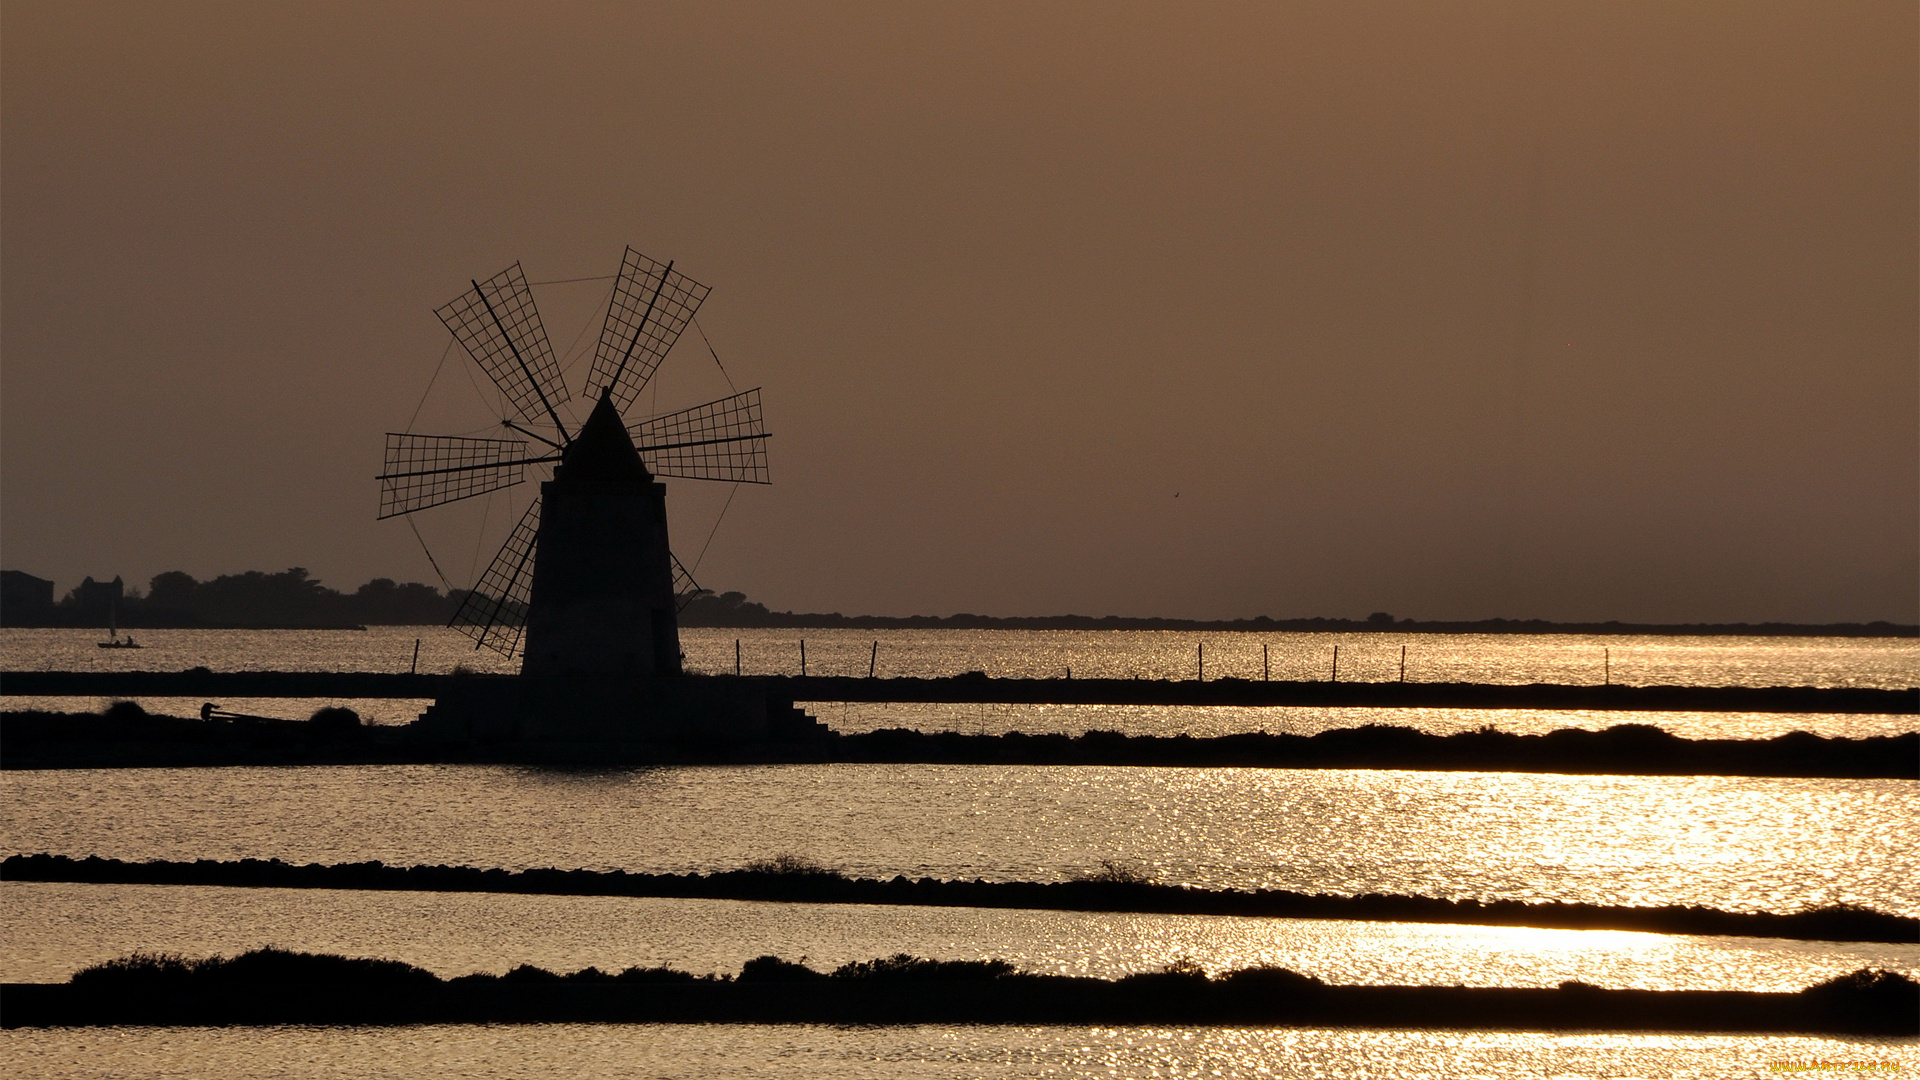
[450,497,542,658]
[392,249,771,667]
[435,262,571,431]
[670,551,705,613]
[630,388,770,484]
[378,433,559,518]
[585,248,711,414]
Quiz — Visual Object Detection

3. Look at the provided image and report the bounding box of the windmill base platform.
[408,676,831,763]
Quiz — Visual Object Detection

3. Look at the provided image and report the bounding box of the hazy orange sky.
[3,2,1913,622]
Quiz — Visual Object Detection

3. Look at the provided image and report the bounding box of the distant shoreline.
[677,607,1920,638]
[4,616,1914,636]
[6,573,1913,638]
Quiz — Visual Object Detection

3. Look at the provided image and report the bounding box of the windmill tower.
[377,249,798,754]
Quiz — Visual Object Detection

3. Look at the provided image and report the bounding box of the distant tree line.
[0,568,463,629]
[3,572,1911,636]
[676,590,1916,637]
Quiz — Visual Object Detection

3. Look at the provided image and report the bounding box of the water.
[6,882,1912,991]
[811,702,1920,740]
[3,626,1916,736]
[4,766,1912,915]
[8,626,1915,687]
[4,1025,1910,1080]
[2,629,1915,1075]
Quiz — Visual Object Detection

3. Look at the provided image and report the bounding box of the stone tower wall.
[519,478,681,678]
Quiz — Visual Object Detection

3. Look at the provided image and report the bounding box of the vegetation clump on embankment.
[7,853,1912,943]
[10,669,1914,715]
[2,704,1914,776]
[0,705,382,769]
[4,948,1912,1032]
[833,723,1918,777]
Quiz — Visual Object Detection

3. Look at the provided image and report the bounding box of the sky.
[2,2,1914,623]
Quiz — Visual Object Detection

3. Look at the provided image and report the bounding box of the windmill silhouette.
[378,248,769,678]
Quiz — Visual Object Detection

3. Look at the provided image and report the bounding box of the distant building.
[0,570,56,626]
[66,575,125,626]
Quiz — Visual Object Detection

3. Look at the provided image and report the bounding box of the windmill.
[377,248,769,680]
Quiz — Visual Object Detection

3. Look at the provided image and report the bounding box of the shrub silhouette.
[743,854,835,877]
[1074,859,1152,885]
[309,706,362,733]
[70,951,196,988]
[73,947,437,994]
[101,700,148,723]
[737,955,824,982]
[500,964,563,983]
[1217,965,1325,993]
[830,954,1016,982]
[1805,967,1919,1008]
[614,965,708,984]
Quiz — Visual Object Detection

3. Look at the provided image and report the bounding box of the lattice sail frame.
[586,248,712,415]
[400,248,768,654]
[435,262,570,428]
[630,388,771,485]
[671,553,704,613]
[450,497,542,657]
[452,497,708,656]
[378,434,549,519]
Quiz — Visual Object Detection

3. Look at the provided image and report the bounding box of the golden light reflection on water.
[5,883,1912,992]
[4,627,1916,736]
[2,1024,1912,1079]
[3,631,1912,1077]
[811,701,1920,741]
[5,766,1913,916]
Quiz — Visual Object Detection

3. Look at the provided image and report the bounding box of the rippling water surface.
[3,629,1914,1076]
[7,882,1912,990]
[4,627,1914,735]
[4,765,1912,914]
[9,626,1915,686]
[692,628,1919,689]
[3,1025,1913,1079]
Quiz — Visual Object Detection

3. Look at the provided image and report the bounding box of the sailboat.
[97,600,141,649]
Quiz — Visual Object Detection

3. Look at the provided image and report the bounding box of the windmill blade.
[377,433,560,519]
[585,248,712,414]
[629,388,771,484]
[670,552,706,613]
[435,262,571,431]
[450,496,542,658]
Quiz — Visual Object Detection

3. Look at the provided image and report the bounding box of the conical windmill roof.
[557,391,652,483]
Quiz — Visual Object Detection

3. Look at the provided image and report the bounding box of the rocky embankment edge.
[4,949,1913,1032]
[8,854,1913,943]
[3,705,1915,775]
